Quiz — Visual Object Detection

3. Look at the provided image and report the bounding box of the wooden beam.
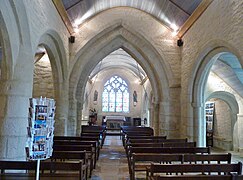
[177,0,213,38]
[52,0,74,34]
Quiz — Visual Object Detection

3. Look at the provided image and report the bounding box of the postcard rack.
[25,97,55,180]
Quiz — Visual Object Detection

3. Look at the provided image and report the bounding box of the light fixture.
[133,102,137,107]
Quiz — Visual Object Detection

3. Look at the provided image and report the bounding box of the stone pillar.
[159,101,180,138]
[54,82,68,136]
[237,114,243,153]
[76,101,83,135]
[0,49,33,160]
[192,103,205,147]
[152,102,160,136]
[68,98,77,135]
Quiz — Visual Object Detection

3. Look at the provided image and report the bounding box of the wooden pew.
[54,140,99,163]
[51,151,89,179]
[53,145,95,177]
[183,153,232,164]
[127,147,210,179]
[121,126,154,146]
[131,153,232,180]
[131,153,183,180]
[125,136,167,148]
[81,125,106,147]
[146,162,242,179]
[150,174,243,180]
[0,160,85,180]
[125,141,196,157]
[54,136,101,158]
[128,138,187,145]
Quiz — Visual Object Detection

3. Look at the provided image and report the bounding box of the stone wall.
[211,98,233,150]
[181,0,243,145]
[33,54,54,98]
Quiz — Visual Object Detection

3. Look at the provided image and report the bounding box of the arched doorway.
[189,42,243,149]
[69,25,171,136]
[205,91,239,151]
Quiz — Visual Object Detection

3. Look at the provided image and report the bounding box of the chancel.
[0,0,242,180]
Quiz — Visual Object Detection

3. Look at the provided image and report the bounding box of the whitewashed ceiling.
[212,53,243,98]
[59,0,243,95]
[61,0,202,30]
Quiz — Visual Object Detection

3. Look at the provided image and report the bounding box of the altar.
[104,116,126,129]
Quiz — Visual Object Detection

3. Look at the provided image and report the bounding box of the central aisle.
[91,135,130,180]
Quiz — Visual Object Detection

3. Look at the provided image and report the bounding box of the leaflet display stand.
[205,101,215,147]
[25,97,55,180]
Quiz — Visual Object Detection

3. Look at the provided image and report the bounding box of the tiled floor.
[90,136,243,180]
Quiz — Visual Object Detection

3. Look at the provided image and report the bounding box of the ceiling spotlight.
[170,23,178,31]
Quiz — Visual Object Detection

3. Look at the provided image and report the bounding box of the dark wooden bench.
[0,160,85,180]
[130,153,232,180]
[54,140,99,163]
[127,147,210,180]
[150,174,243,180]
[54,136,101,155]
[127,138,187,145]
[121,126,154,146]
[81,125,106,147]
[53,145,95,177]
[125,141,195,157]
[51,151,89,179]
[131,153,183,180]
[146,162,242,178]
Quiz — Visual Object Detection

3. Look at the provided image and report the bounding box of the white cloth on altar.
[104,116,126,122]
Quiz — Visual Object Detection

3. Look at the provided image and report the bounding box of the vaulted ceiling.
[51,0,243,97]
[61,0,202,32]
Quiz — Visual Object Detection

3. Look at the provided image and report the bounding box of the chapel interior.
[0,0,243,179]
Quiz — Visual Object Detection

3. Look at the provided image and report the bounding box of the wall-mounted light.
[133,102,137,107]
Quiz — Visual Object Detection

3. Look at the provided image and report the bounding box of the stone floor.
[90,135,130,180]
[90,135,243,180]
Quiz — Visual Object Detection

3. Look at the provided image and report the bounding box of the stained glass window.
[102,76,129,112]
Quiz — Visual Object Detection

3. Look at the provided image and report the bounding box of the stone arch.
[206,91,239,150]
[69,24,171,135]
[188,39,242,146]
[35,30,68,135]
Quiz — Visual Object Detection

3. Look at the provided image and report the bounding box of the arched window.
[102,76,129,112]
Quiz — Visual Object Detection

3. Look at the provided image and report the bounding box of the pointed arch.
[187,39,242,146]
[69,24,171,105]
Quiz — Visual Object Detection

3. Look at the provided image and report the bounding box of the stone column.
[76,101,83,135]
[152,102,160,136]
[192,103,205,147]
[54,82,68,136]
[237,114,243,153]
[159,101,180,138]
[0,49,33,160]
[68,98,77,135]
